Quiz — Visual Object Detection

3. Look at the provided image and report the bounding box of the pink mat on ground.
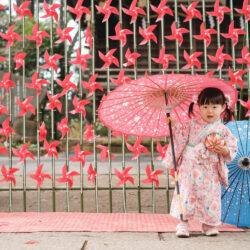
[0,213,244,233]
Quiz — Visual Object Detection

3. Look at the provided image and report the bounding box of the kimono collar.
[193,117,221,127]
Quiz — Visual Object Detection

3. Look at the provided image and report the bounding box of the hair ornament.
[192,95,198,104]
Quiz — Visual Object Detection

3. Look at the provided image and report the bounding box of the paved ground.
[0,154,249,250]
[0,230,249,250]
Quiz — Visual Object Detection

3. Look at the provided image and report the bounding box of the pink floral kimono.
[164,118,238,226]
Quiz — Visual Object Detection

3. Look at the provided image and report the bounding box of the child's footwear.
[176,222,190,238]
[201,224,219,236]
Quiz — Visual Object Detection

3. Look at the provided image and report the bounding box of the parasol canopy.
[222,120,250,227]
[98,74,237,138]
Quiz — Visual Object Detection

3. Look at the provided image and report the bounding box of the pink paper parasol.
[98,74,237,138]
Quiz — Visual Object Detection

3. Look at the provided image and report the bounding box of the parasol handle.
[165,93,184,221]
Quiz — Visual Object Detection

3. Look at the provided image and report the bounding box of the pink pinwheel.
[55,164,80,189]
[12,142,35,165]
[0,56,7,62]
[69,144,92,167]
[139,25,157,45]
[0,102,8,117]
[182,50,203,70]
[114,166,134,186]
[193,22,217,47]
[206,0,231,24]
[165,22,189,46]
[0,118,14,141]
[70,95,90,118]
[13,1,32,21]
[0,139,8,156]
[25,71,50,96]
[85,26,93,51]
[122,0,146,24]
[56,73,78,95]
[239,98,250,117]
[96,144,116,163]
[235,0,250,23]
[141,164,164,188]
[84,123,94,142]
[0,5,6,10]
[155,141,168,161]
[0,24,22,48]
[95,0,119,22]
[181,1,201,22]
[41,0,61,22]
[152,46,176,70]
[98,48,119,69]
[45,92,63,112]
[0,165,19,186]
[150,0,173,22]
[110,69,131,86]
[228,67,247,89]
[25,23,50,48]
[39,122,47,142]
[69,48,92,72]
[126,137,150,160]
[123,48,141,69]
[0,72,16,94]
[67,0,90,22]
[40,50,63,73]
[221,21,246,47]
[28,163,52,189]
[109,22,133,47]
[87,163,96,183]
[236,45,250,69]
[57,117,71,140]
[14,51,27,70]
[81,73,103,98]
[208,45,233,70]
[43,140,61,159]
[55,25,74,44]
[206,71,215,77]
[16,96,35,116]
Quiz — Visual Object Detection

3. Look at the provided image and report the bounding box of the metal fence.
[0,0,249,213]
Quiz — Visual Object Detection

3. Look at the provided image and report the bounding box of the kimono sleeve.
[162,122,190,169]
[217,127,238,187]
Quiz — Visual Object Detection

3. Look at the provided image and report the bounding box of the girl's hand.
[166,117,175,127]
[209,145,230,157]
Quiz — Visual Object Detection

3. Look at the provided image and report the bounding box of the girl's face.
[199,103,226,124]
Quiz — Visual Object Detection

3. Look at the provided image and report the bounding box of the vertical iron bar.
[132,16,140,213]
[91,0,98,213]
[106,18,113,213]
[36,0,40,213]
[202,0,208,74]
[79,19,84,212]
[22,2,28,212]
[146,0,155,214]
[63,0,70,212]
[118,0,126,213]
[217,17,222,79]
[50,0,56,212]
[174,0,179,73]
[8,0,13,213]
[188,0,194,75]
[160,12,170,213]
[229,0,238,118]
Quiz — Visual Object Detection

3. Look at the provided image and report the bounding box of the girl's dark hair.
[188,87,233,123]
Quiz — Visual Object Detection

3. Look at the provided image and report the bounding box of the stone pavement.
[0,230,249,250]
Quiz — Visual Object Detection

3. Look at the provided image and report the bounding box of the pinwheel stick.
[164,92,183,221]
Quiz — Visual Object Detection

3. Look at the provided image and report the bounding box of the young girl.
[164,87,238,237]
